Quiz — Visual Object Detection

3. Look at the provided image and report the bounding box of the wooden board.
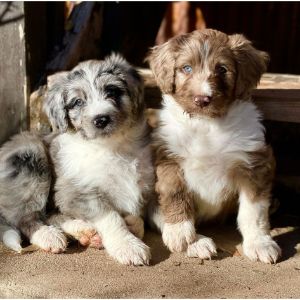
[0,2,27,144]
[29,69,300,134]
[254,73,300,123]
[139,69,300,124]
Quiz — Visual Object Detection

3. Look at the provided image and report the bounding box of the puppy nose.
[93,115,111,129]
[194,95,212,107]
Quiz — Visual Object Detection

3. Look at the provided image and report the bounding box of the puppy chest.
[57,142,143,210]
[182,157,238,220]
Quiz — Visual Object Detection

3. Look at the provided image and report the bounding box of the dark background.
[24,2,300,90]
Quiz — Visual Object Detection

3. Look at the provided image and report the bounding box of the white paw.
[243,235,281,264]
[186,234,217,259]
[61,219,102,248]
[162,221,196,253]
[31,225,67,253]
[111,235,151,266]
[124,215,144,240]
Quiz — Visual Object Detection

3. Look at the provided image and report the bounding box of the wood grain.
[0,2,27,144]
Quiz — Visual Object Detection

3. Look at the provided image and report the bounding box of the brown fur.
[154,144,196,223]
[230,146,276,202]
[148,29,272,223]
[147,29,281,263]
[146,29,269,118]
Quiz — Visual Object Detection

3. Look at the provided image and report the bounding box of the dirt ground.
[0,216,300,299]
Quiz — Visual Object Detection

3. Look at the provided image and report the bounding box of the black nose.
[93,115,111,129]
[194,95,212,108]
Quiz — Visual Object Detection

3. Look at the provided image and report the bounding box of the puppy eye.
[182,65,193,74]
[105,85,123,99]
[67,98,84,110]
[73,98,84,107]
[215,65,227,75]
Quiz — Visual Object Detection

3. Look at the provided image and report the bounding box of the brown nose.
[194,95,212,107]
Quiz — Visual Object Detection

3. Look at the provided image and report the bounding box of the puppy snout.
[93,115,111,129]
[194,95,212,107]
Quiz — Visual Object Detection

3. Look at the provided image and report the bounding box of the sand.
[0,218,300,299]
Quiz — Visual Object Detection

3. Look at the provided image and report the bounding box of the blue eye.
[183,65,193,74]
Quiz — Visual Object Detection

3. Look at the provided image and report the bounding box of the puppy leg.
[237,190,281,264]
[124,215,144,240]
[93,209,151,266]
[19,212,67,253]
[156,159,216,258]
[47,213,102,249]
[57,190,150,266]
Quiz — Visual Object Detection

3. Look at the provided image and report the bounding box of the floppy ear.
[145,38,180,94]
[106,53,145,115]
[43,72,69,133]
[228,34,269,99]
[124,66,145,115]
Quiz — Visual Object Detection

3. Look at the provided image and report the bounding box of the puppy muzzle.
[194,95,212,108]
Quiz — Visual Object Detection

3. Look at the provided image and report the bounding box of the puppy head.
[147,29,269,118]
[43,53,144,139]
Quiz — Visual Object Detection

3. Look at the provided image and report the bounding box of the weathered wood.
[254,92,300,123]
[253,73,300,123]
[139,69,300,124]
[29,70,300,133]
[0,2,27,144]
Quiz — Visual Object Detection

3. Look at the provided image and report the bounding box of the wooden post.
[0,2,27,144]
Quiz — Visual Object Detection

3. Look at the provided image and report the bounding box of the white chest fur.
[157,95,266,220]
[53,133,149,215]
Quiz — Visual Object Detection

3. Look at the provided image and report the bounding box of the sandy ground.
[0,216,300,299]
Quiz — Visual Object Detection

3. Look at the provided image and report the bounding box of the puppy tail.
[0,222,22,253]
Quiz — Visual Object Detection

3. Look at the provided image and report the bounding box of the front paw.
[31,225,67,254]
[112,235,151,266]
[162,221,196,253]
[186,234,217,259]
[243,235,281,264]
[62,219,103,249]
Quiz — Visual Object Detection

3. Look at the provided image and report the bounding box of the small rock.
[173,261,181,266]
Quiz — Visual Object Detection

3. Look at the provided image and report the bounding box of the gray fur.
[43,53,144,138]
[0,132,51,243]
[44,54,154,265]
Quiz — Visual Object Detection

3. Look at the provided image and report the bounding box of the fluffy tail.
[0,220,22,253]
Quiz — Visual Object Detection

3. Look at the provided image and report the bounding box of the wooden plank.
[254,91,300,123]
[0,2,27,144]
[139,69,300,123]
[29,69,300,133]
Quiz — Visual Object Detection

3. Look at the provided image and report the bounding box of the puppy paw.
[243,235,281,264]
[61,219,103,249]
[112,236,151,266]
[88,233,103,249]
[186,234,217,259]
[124,215,144,240]
[31,225,67,254]
[162,221,196,253]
